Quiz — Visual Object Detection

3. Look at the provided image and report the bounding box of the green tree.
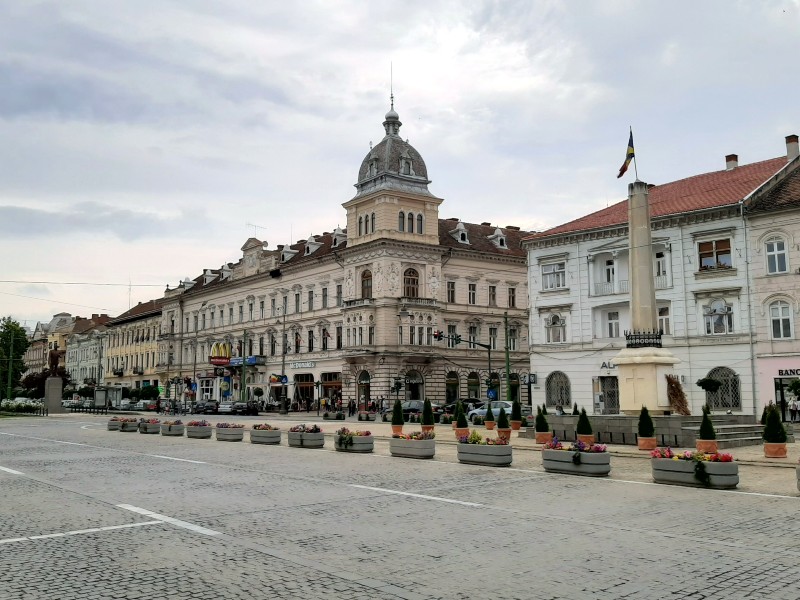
[391,398,404,426]
[763,404,787,443]
[1,318,30,405]
[535,406,549,433]
[496,406,510,429]
[638,406,655,438]
[511,399,522,422]
[576,408,593,435]
[421,398,435,426]
[698,408,716,440]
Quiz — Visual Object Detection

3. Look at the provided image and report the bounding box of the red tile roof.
[526,157,787,240]
[747,162,800,213]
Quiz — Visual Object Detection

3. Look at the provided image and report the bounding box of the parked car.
[217,402,234,415]
[443,400,484,415]
[131,400,146,411]
[119,400,135,410]
[382,400,444,421]
[232,401,259,416]
[198,401,219,415]
[467,400,532,423]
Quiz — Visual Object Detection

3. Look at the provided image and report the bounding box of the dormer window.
[449,221,470,245]
[401,159,411,175]
[487,226,507,249]
[332,226,346,248]
[368,160,378,177]
[281,246,298,263]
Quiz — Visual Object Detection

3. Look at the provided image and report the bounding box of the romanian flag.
[617,130,635,179]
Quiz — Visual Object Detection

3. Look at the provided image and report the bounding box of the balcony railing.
[133,367,144,375]
[399,297,438,307]
[593,277,669,296]
[343,298,375,308]
[112,369,123,377]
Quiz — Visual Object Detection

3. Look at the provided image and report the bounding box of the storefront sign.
[778,369,800,377]
[601,362,616,369]
[291,361,316,369]
[229,356,267,367]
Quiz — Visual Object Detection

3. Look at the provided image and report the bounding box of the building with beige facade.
[102,300,164,391]
[155,105,532,409]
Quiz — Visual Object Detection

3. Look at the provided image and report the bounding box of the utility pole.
[241,329,247,406]
[504,312,511,403]
[279,308,287,414]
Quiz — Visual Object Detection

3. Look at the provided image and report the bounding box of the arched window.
[416,214,423,234]
[765,236,788,274]
[446,371,459,403]
[358,216,363,236]
[403,268,419,298]
[703,298,733,335]
[704,366,741,411]
[467,372,480,399]
[398,211,405,232]
[545,314,566,343]
[361,270,373,299]
[370,212,375,233]
[770,300,792,339]
[405,370,424,401]
[545,371,571,408]
[408,212,414,233]
[357,370,371,409]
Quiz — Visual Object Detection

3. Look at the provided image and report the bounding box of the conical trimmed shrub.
[391,399,404,427]
[763,405,787,443]
[698,409,716,440]
[511,400,522,421]
[638,406,655,438]
[497,407,510,429]
[535,406,549,432]
[576,408,592,435]
[421,399,434,426]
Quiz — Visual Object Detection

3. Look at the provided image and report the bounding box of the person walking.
[790,398,798,423]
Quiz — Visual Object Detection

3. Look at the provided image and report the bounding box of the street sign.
[280,375,288,384]
[487,389,497,400]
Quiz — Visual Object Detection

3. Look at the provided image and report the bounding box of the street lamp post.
[276,307,288,415]
[315,380,322,415]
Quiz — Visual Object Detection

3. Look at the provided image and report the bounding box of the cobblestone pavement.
[1,414,799,599]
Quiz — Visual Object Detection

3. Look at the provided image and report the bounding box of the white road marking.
[149,455,206,464]
[0,521,162,545]
[349,484,483,507]
[116,504,221,536]
[0,466,24,475]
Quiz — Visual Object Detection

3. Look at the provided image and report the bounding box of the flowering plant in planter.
[569,440,607,453]
[335,426,372,449]
[118,417,139,423]
[252,423,278,430]
[457,430,509,445]
[289,424,321,433]
[187,420,211,427]
[140,418,161,424]
[392,431,435,440]
[543,436,563,450]
[163,420,183,426]
[109,416,121,422]
[215,422,245,428]
[651,447,735,487]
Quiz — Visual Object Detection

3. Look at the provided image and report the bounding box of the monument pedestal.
[613,347,680,415]
[45,376,65,414]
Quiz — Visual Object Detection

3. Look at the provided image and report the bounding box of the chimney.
[786,134,799,162]
[725,154,738,170]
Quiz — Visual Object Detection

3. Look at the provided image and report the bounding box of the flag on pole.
[617,130,635,179]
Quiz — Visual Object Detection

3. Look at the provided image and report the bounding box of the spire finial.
[390,61,394,110]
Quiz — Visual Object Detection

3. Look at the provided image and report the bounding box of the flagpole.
[630,126,639,180]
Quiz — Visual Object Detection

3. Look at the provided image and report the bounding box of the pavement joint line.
[0,465,24,475]
[0,521,162,545]
[116,504,222,536]
[349,484,484,507]
[149,455,207,464]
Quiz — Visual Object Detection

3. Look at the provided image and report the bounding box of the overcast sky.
[2,0,799,328]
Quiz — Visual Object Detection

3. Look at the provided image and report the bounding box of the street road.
[1,417,798,599]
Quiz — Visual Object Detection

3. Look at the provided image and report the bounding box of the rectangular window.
[545,314,565,343]
[346,329,351,347]
[336,326,343,350]
[766,238,788,274]
[271,298,276,317]
[229,307,233,324]
[321,328,329,350]
[658,306,671,335]
[469,325,477,348]
[447,281,456,303]
[655,252,667,277]
[508,287,516,308]
[295,293,301,313]
[704,301,733,335]
[322,287,328,308]
[369,326,375,345]
[417,326,424,346]
[426,326,433,345]
[447,324,457,348]
[607,311,620,338]
[488,285,497,306]
[398,326,403,345]
[210,312,215,328]
[185,317,189,333]
[294,332,301,353]
[771,302,792,339]
[282,296,288,313]
[239,306,244,323]
[307,330,314,353]
[201,313,206,330]
[605,260,615,283]
[409,326,416,345]
[259,301,264,319]
[508,327,517,351]
[248,303,253,321]
[489,327,498,350]
[358,327,363,345]
[270,333,276,356]
[468,283,477,305]
[336,284,343,307]
[542,262,566,290]
[698,239,732,270]
[308,290,314,311]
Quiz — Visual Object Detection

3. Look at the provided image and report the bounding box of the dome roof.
[354,104,432,197]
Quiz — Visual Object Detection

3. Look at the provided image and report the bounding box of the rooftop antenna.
[390,61,394,109]
[246,223,268,238]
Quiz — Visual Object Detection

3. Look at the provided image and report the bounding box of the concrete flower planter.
[651,458,738,489]
[186,425,213,439]
[335,436,374,453]
[215,428,244,442]
[119,422,139,432]
[160,424,185,436]
[287,431,325,448]
[107,420,121,431]
[250,429,281,445]
[389,438,435,459]
[796,465,800,493]
[138,423,161,434]
[542,449,611,477]
[457,444,512,467]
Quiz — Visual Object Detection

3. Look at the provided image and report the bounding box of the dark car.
[192,400,219,415]
[442,400,484,415]
[382,400,444,422]
[232,401,259,416]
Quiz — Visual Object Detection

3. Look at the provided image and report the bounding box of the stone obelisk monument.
[613,180,679,415]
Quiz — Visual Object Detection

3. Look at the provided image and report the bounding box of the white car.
[218,402,234,414]
[467,400,532,423]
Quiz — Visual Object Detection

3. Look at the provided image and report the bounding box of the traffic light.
[433,330,443,341]
[455,334,462,345]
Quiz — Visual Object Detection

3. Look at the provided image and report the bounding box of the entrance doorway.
[598,376,619,415]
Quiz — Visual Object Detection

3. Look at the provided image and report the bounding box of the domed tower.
[343,101,443,247]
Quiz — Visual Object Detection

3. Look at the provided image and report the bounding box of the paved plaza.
[1,413,799,600]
